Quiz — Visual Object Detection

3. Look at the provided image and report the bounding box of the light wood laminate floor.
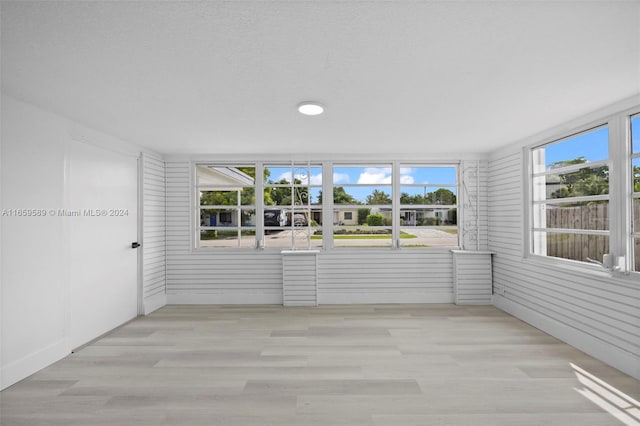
[1,304,639,425]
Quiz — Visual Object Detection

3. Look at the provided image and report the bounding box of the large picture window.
[531,126,610,263]
[194,162,460,250]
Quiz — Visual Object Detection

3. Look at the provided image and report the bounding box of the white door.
[68,140,139,349]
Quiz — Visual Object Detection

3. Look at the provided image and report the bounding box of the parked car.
[264,210,281,227]
[292,213,307,226]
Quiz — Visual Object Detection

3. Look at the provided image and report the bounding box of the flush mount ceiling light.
[297,101,324,116]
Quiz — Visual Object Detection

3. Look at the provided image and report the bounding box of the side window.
[530,126,609,263]
[399,166,458,248]
[632,114,639,271]
[196,164,256,248]
[332,165,393,248]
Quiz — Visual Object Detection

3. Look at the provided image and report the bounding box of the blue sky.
[542,126,608,167]
[542,116,640,168]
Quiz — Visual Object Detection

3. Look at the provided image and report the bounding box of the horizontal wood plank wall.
[452,251,493,305]
[488,149,640,379]
[141,153,166,313]
[282,251,318,306]
[317,250,454,304]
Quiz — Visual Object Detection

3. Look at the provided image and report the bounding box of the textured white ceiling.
[1,1,639,157]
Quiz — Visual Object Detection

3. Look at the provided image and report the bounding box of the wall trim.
[0,339,68,391]
[167,293,283,305]
[318,292,454,305]
[493,295,640,380]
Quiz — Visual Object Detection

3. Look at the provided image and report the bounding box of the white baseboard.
[166,291,454,306]
[0,339,68,391]
[167,292,283,305]
[493,295,640,380]
[143,292,167,314]
[319,292,454,305]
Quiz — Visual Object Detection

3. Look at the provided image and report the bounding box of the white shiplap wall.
[318,250,454,304]
[141,153,166,313]
[282,250,318,306]
[164,159,489,305]
[452,250,493,305]
[488,149,640,379]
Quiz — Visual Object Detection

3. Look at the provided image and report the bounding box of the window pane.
[197,165,255,187]
[265,187,292,206]
[200,191,237,206]
[333,166,392,184]
[632,115,639,154]
[200,208,237,227]
[400,166,457,184]
[533,231,609,263]
[334,186,392,205]
[542,202,609,231]
[293,166,323,185]
[533,127,608,171]
[265,166,292,184]
[333,227,393,248]
[542,166,609,199]
[399,225,458,248]
[634,158,640,194]
[635,238,640,271]
[199,229,239,248]
[332,206,392,248]
[264,227,322,249]
[400,187,457,205]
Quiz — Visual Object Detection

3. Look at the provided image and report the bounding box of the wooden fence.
[546,200,640,269]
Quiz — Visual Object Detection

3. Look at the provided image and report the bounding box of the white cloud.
[276,171,292,182]
[400,175,414,184]
[309,173,323,185]
[357,168,391,184]
[333,172,350,184]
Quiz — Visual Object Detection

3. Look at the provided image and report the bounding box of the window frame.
[194,163,257,249]
[630,113,640,271]
[524,107,640,276]
[193,161,462,252]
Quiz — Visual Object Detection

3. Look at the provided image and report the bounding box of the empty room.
[1,1,639,425]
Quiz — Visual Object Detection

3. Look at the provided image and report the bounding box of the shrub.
[423,217,441,226]
[366,213,384,226]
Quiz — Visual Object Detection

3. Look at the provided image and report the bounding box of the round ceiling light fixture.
[297,101,324,116]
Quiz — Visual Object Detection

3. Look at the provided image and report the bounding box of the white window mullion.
[323,161,333,250]
[392,161,400,249]
[609,115,630,272]
[255,162,264,249]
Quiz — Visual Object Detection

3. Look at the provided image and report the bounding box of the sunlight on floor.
[571,363,640,426]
